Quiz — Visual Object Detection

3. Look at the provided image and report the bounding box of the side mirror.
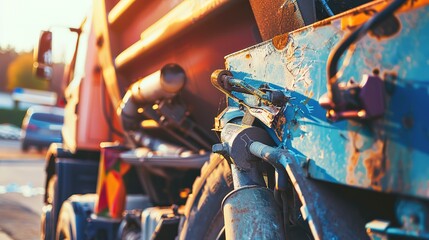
[33,31,53,80]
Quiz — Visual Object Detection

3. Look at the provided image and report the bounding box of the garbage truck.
[34,0,429,239]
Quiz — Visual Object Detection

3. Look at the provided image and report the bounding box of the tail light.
[26,124,38,131]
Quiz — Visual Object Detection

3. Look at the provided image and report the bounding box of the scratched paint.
[224,2,429,199]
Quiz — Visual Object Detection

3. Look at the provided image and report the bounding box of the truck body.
[34,0,429,239]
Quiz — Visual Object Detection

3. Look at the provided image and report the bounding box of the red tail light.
[26,124,38,131]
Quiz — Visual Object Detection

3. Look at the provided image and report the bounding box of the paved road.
[0,139,45,240]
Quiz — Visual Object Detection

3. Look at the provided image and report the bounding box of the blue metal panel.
[224,2,429,199]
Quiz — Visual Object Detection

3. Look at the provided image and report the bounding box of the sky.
[0,0,91,61]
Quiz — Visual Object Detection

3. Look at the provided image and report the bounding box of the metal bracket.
[319,74,386,122]
[211,69,288,127]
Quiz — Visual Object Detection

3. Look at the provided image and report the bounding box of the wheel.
[46,175,57,205]
[37,146,44,153]
[41,205,53,240]
[41,175,57,240]
[119,221,141,240]
[55,194,97,240]
[56,200,76,240]
[21,143,29,152]
[179,154,233,240]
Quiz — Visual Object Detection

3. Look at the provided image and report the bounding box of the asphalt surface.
[0,138,45,240]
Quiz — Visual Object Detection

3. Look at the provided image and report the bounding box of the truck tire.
[21,143,29,152]
[179,154,233,240]
[56,194,96,240]
[47,175,57,205]
[41,204,53,240]
[56,200,77,240]
[41,175,57,240]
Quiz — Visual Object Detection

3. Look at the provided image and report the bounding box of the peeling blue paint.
[224,4,429,199]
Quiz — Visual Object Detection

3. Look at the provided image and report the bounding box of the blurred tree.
[0,48,19,92]
[6,52,49,91]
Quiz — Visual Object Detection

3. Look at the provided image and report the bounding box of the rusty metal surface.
[222,186,285,240]
[114,0,242,69]
[248,141,369,240]
[104,0,260,134]
[249,0,309,41]
[224,1,429,199]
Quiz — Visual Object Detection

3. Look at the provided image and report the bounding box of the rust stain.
[274,114,286,141]
[291,118,299,131]
[245,53,252,59]
[340,0,429,30]
[301,90,314,106]
[363,139,387,191]
[347,148,360,184]
[346,131,362,184]
[272,33,289,50]
[305,0,429,31]
[311,19,332,28]
[232,207,250,215]
[347,126,388,190]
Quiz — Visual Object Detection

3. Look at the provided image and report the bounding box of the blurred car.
[21,105,64,152]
